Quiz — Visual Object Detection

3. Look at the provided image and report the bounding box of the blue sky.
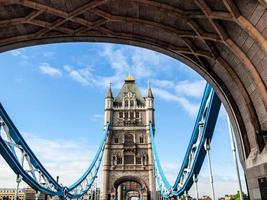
[0,43,246,198]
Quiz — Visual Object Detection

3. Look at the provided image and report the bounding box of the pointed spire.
[125,73,135,83]
[106,81,113,98]
[147,80,153,98]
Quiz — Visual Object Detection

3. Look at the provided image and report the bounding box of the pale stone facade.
[101,75,156,200]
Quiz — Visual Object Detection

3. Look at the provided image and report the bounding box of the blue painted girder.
[0,103,109,199]
[173,84,221,195]
[149,84,221,198]
[0,103,61,196]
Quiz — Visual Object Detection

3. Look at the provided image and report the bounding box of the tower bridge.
[102,75,156,200]
[0,1,267,199]
[0,74,221,200]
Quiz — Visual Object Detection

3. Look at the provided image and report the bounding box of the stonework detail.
[101,75,156,200]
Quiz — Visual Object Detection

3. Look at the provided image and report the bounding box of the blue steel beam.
[149,122,171,198]
[0,82,220,199]
[173,85,221,196]
[173,84,212,189]
[149,83,221,198]
[0,103,61,195]
[0,103,109,199]
[68,122,109,199]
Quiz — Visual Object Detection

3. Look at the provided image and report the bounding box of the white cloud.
[59,45,206,117]
[153,87,200,116]
[64,65,95,86]
[9,50,22,56]
[152,79,175,88]
[175,80,206,98]
[148,79,206,116]
[39,63,62,77]
[98,44,164,88]
[91,114,104,122]
[9,49,29,59]
[42,51,55,58]
[0,132,97,188]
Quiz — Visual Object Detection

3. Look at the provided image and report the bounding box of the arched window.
[112,155,116,165]
[136,156,142,164]
[130,112,134,119]
[142,154,147,165]
[139,136,144,143]
[125,100,128,107]
[130,100,134,107]
[114,137,119,143]
[117,156,122,164]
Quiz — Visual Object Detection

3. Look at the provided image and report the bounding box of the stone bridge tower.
[101,75,156,200]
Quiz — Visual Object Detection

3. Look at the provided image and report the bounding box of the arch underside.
[113,176,147,190]
[113,176,148,199]
[0,0,267,172]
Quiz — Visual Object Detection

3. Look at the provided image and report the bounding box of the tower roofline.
[125,74,135,83]
[106,81,113,98]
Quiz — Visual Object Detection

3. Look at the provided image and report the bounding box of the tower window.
[130,100,134,107]
[114,137,119,143]
[124,155,134,164]
[119,112,123,118]
[125,112,128,119]
[136,157,142,164]
[125,100,128,107]
[140,137,144,143]
[112,155,116,165]
[117,156,122,164]
[136,112,139,118]
[130,112,134,119]
[125,134,134,146]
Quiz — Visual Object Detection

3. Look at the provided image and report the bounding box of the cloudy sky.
[0,43,246,198]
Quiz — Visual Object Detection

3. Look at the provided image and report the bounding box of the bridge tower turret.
[104,83,113,124]
[101,75,156,200]
[145,81,154,126]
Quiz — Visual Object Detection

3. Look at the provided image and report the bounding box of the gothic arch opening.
[113,177,148,200]
[0,0,267,198]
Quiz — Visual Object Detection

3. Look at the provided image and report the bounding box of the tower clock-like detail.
[101,75,156,200]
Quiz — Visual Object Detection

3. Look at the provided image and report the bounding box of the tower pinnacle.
[147,80,153,98]
[125,73,135,82]
[106,81,113,98]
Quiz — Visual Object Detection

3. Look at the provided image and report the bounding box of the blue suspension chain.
[149,83,221,199]
[0,103,109,199]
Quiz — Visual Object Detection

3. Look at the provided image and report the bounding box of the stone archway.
[113,176,148,200]
[0,1,267,198]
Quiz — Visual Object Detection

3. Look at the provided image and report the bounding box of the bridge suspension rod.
[193,174,199,200]
[204,138,216,200]
[227,115,244,200]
